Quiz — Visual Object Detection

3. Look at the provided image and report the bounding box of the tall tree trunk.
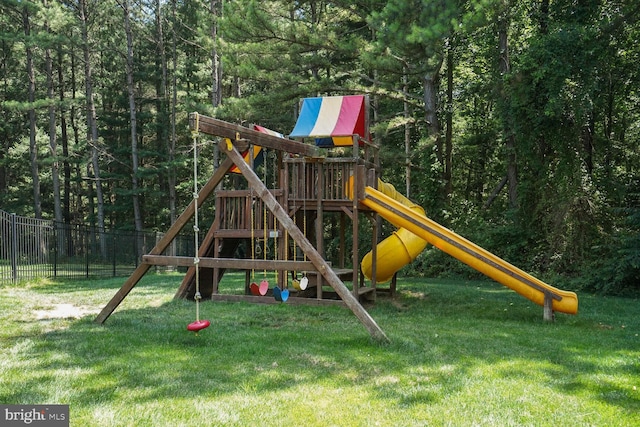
[444,43,454,199]
[211,0,222,107]
[23,5,41,218]
[122,0,143,233]
[498,16,518,209]
[58,45,71,224]
[0,39,6,193]
[422,58,443,202]
[69,41,83,223]
[80,0,106,252]
[44,0,63,224]
[423,72,440,151]
[403,71,411,198]
[539,0,549,34]
[211,0,222,171]
[170,0,178,224]
[582,114,594,175]
[155,0,175,227]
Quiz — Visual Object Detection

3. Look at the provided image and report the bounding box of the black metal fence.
[0,210,193,284]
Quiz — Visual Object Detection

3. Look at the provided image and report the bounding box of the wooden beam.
[94,156,235,324]
[190,113,318,157]
[221,139,389,342]
[144,255,317,271]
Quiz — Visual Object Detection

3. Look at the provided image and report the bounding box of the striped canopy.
[289,95,369,147]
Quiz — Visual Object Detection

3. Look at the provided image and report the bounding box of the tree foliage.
[0,0,638,294]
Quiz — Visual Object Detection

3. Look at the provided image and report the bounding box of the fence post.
[85,227,90,278]
[53,223,58,278]
[155,232,162,273]
[10,213,18,283]
[112,231,116,277]
[134,232,139,268]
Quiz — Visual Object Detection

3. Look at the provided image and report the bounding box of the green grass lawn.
[1,272,638,426]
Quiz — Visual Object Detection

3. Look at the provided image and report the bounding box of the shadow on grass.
[2,275,638,419]
[4,303,375,404]
[378,277,640,412]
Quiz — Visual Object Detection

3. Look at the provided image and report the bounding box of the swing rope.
[263,161,268,279]
[248,149,269,296]
[187,112,210,334]
[292,160,308,291]
[248,148,266,296]
[300,161,309,289]
[193,114,201,318]
[250,187,256,281]
[269,151,288,302]
[249,142,256,282]
[260,150,269,286]
[273,151,279,285]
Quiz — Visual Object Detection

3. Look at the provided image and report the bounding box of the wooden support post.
[278,168,287,288]
[371,169,382,298]
[339,212,346,269]
[370,212,378,297]
[543,291,555,322]
[222,139,389,342]
[390,273,397,298]
[316,160,325,300]
[352,165,363,298]
[95,156,235,324]
[212,234,220,296]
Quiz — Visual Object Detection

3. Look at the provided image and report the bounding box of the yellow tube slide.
[360,180,428,283]
[360,186,578,314]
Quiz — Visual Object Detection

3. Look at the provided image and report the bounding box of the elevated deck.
[176,154,381,303]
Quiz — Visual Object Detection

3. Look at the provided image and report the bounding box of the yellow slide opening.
[360,180,428,283]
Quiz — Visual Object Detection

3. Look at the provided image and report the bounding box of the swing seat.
[293,277,309,290]
[259,279,269,296]
[273,286,289,302]
[250,282,261,296]
[187,319,210,332]
[292,273,308,290]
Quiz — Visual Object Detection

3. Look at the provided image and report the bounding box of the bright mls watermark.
[1,405,69,426]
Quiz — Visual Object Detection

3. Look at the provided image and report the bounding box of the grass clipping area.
[0,272,638,426]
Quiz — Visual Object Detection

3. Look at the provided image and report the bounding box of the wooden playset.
[95,95,392,341]
[94,95,577,342]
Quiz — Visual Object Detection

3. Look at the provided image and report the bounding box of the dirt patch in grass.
[34,303,100,320]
